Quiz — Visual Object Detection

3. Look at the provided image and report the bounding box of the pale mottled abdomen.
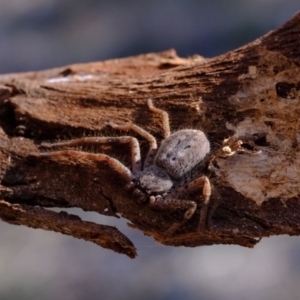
[154,129,210,180]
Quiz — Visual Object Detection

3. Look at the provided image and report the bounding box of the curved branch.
[1,11,300,257]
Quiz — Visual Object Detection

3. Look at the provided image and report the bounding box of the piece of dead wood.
[1,12,300,258]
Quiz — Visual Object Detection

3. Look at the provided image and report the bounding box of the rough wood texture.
[1,12,300,258]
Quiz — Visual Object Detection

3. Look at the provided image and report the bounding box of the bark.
[1,12,300,258]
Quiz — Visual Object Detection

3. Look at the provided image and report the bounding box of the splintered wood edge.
[0,200,137,258]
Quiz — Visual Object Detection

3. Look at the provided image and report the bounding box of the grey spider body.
[137,129,210,196]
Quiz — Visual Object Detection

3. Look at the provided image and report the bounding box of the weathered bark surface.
[1,12,300,258]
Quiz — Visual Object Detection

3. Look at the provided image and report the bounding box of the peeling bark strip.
[0,200,136,258]
[1,12,300,258]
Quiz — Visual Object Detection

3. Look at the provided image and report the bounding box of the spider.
[39,99,241,236]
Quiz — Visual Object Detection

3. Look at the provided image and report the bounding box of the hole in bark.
[252,133,269,146]
[241,143,254,150]
[264,121,274,127]
[275,82,298,99]
[0,100,16,136]
[59,68,74,77]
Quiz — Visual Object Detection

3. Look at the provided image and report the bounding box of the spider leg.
[37,150,133,184]
[149,196,197,236]
[147,99,170,139]
[107,121,157,169]
[172,176,212,231]
[41,136,141,174]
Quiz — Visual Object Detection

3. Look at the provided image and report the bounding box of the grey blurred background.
[1,1,300,300]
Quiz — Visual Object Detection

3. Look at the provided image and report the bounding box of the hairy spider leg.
[41,136,142,174]
[173,176,211,231]
[151,176,211,235]
[107,121,157,169]
[38,150,133,183]
[149,196,197,236]
[147,98,170,139]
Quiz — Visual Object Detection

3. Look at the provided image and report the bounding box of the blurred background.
[1,1,300,299]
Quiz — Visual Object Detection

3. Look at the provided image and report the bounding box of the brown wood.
[1,12,300,258]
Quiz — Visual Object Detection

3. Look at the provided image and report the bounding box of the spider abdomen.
[154,129,210,180]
